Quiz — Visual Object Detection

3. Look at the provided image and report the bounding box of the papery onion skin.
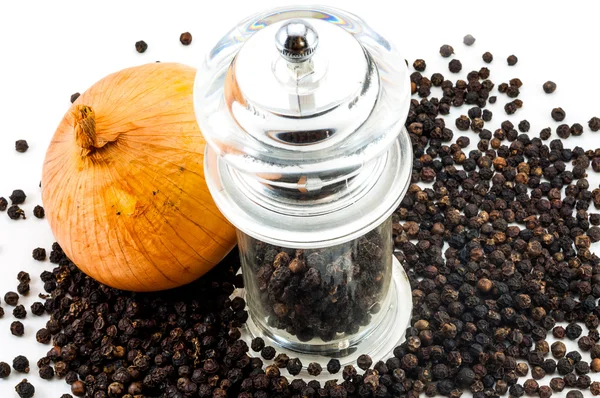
[42,62,237,292]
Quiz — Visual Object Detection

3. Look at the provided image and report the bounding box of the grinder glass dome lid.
[194,5,412,247]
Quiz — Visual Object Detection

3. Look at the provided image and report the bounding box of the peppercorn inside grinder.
[194,6,413,372]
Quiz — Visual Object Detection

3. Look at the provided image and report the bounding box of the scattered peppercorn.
[440,44,454,57]
[523,379,539,395]
[413,59,426,72]
[482,52,493,63]
[35,328,51,344]
[287,358,303,376]
[570,123,584,136]
[518,120,530,132]
[70,92,80,103]
[261,346,276,360]
[566,323,583,339]
[357,354,373,370]
[17,271,30,283]
[0,197,7,211]
[274,353,290,368]
[33,205,45,219]
[592,358,600,372]
[532,366,546,380]
[463,34,475,46]
[455,115,471,131]
[15,379,35,398]
[15,140,29,153]
[135,40,148,53]
[566,391,584,398]
[507,54,518,65]
[591,382,600,395]
[30,302,44,316]
[552,107,566,121]
[39,365,54,379]
[17,281,29,296]
[13,304,26,319]
[557,123,570,139]
[11,321,25,336]
[251,337,265,352]
[7,205,25,220]
[307,362,322,376]
[448,59,462,73]
[32,248,46,261]
[590,117,600,132]
[540,127,552,140]
[71,380,85,396]
[5,291,19,306]
[0,362,11,378]
[543,81,557,94]
[13,356,29,373]
[9,189,26,205]
[180,31,192,45]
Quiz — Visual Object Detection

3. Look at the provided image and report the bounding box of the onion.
[42,63,237,291]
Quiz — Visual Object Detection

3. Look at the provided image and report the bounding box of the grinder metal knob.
[275,19,319,63]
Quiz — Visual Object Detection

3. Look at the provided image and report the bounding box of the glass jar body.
[238,216,393,353]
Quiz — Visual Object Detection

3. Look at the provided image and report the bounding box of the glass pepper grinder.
[195,5,413,372]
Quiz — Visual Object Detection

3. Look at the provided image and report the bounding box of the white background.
[0,0,600,396]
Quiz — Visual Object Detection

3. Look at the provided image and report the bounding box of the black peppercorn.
[552,107,566,121]
[463,34,475,46]
[523,379,539,395]
[307,362,322,376]
[17,282,29,296]
[566,323,583,339]
[413,59,426,72]
[549,377,565,392]
[557,358,574,375]
[482,52,493,63]
[449,59,462,73]
[261,346,276,360]
[180,32,192,45]
[507,55,518,65]
[15,140,29,153]
[251,337,265,352]
[33,205,45,219]
[440,45,454,58]
[7,205,25,220]
[543,81,557,93]
[0,362,11,378]
[566,391,584,398]
[71,380,85,396]
[287,358,302,376]
[589,117,600,132]
[357,354,373,370]
[11,321,25,336]
[327,359,341,374]
[13,304,26,319]
[274,353,290,368]
[15,379,35,398]
[13,356,29,373]
[135,40,148,53]
[531,366,546,380]
[9,189,26,205]
[30,302,44,316]
[32,248,46,261]
[39,365,54,380]
[36,328,51,344]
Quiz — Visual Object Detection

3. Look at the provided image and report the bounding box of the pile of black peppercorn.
[1,36,600,398]
[249,228,389,342]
